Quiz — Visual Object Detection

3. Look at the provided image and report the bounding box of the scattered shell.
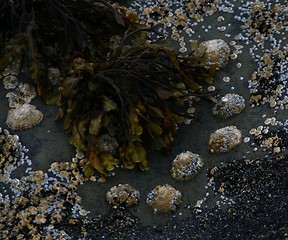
[6,104,43,130]
[146,184,182,213]
[212,93,245,118]
[208,126,242,153]
[199,39,231,69]
[106,184,140,207]
[3,75,19,89]
[223,76,230,82]
[170,151,204,180]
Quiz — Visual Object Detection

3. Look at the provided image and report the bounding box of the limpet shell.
[106,184,140,207]
[6,104,43,130]
[170,151,204,180]
[208,126,242,153]
[199,39,231,69]
[212,93,245,118]
[146,184,182,213]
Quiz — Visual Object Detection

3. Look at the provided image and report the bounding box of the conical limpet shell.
[6,104,43,130]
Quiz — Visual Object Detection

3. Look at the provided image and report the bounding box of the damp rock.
[106,184,140,207]
[48,67,61,86]
[170,151,204,180]
[208,126,242,153]
[146,184,182,213]
[212,93,245,118]
[6,104,43,130]
[199,39,231,69]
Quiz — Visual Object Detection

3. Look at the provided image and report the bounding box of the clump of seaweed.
[0,0,130,99]
[57,24,216,177]
[1,0,217,178]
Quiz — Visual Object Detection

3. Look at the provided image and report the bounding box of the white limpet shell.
[199,39,231,69]
[170,151,204,180]
[6,104,43,130]
[208,126,242,153]
[146,184,182,213]
[106,184,140,207]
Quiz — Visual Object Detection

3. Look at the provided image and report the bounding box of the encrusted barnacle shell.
[208,126,242,153]
[6,104,43,130]
[3,75,19,89]
[212,93,245,118]
[146,184,182,213]
[6,83,37,107]
[199,39,231,69]
[6,92,22,108]
[106,184,140,207]
[170,151,204,180]
[17,83,37,103]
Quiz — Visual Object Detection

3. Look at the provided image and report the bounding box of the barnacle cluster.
[239,1,288,42]
[0,169,85,239]
[0,127,30,182]
[106,184,140,207]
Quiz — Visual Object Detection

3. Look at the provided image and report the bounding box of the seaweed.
[0,0,216,178]
[57,25,215,177]
[0,0,129,97]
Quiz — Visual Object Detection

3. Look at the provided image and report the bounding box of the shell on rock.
[146,184,182,213]
[106,184,140,207]
[212,93,245,118]
[208,126,242,153]
[170,151,204,180]
[199,39,231,69]
[6,104,43,130]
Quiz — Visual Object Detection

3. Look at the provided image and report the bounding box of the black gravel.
[58,154,288,239]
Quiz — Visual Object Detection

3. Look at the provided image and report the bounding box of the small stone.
[146,184,182,213]
[170,151,204,180]
[208,126,242,153]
